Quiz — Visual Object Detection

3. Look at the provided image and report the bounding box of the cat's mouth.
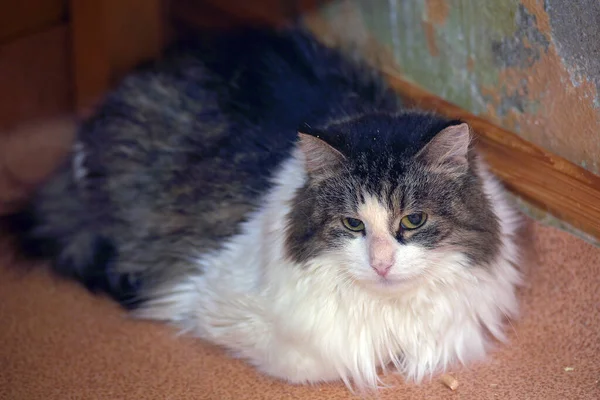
[362,274,422,293]
[379,276,409,284]
[377,276,414,287]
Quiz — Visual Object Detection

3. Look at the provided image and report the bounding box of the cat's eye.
[342,217,365,232]
[400,212,428,230]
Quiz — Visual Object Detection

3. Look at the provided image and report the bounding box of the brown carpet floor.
[0,118,599,399]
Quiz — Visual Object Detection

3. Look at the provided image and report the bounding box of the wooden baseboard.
[383,71,600,241]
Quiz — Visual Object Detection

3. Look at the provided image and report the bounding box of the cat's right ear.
[297,132,346,179]
[415,122,471,175]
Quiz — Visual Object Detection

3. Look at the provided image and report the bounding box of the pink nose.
[372,262,393,277]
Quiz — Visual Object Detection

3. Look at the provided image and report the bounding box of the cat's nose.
[371,262,393,277]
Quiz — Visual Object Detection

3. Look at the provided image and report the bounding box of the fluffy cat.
[5,26,522,390]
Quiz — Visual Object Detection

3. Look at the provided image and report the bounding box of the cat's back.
[87,26,398,151]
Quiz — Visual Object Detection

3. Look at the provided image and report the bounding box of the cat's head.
[285,112,502,294]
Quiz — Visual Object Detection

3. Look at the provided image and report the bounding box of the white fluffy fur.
[134,148,523,390]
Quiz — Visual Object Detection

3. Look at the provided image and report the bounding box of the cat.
[4,26,522,390]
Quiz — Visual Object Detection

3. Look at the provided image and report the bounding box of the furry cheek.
[333,235,372,281]
[388,243,430,279]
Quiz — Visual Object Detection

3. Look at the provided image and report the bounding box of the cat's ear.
[297,132,345,178]
[416,122,471,174]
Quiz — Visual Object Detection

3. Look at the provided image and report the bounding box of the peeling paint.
[545,0,600,107]
[491,4,549,68]
[422,20,439,57]
[425,0,450,25]
[488,0,600,175]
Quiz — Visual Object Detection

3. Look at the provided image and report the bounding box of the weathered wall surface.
[308,0,600,174]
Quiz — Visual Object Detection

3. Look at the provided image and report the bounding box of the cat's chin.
[359,275,423,296]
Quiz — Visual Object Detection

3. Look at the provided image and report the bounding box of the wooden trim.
[384,71,600,240]
[69,0,165,113]
[0,0,67,45]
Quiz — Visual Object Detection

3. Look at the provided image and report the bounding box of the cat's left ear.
[297,132,346,179]
[416,122,471,174]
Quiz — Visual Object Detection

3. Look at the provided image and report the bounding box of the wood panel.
[0,0,67,44]
[0,25,72,131]
[384,71,600,241]
[171,0,263,30]
[70,0,165,113]
[200,0,323,26]
[171,0,325,30]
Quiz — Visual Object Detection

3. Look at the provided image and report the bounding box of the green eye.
[342,217,365,232]
[400,212,428,230]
